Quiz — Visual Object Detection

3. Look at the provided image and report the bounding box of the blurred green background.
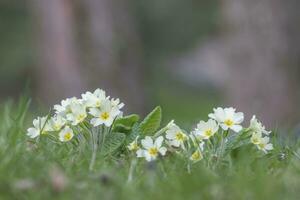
[1,0,300,128]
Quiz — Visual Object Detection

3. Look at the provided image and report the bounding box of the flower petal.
[154,136,164,148]
[141,136,153,149]
[231,125,242,132]
[220,124,229,131]
[265,143,273,150]
[159,147,167,156]
[233,112,244,124]
[136,149,144,157]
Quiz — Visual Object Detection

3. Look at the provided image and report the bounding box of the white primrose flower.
[66,103,87,125]
[165,124,187,148]
[190,149,203,162]
[48,115,66,131]
[256,136,273,153]
[59,126,74,142]
[54,97,80,117]
[249,115,271,135]
[250,132,263,145]
[193,119,219,140]
[209,107,244,133]
[81,88,107,108]
[111,98,125,118]
[136,136,167,162]
[251,132,273,153]
[27,116,51,138]
[127,137,140,152]
[89,99,121,127]
[111,98,125,110]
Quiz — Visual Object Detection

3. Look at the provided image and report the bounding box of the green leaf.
[113,124,132,133]
[101,132,126,156]
[112,114,140,134]
[114,114,140,127]
[224,134,251,156]
[139,106,162,136]
[126,123,141,144]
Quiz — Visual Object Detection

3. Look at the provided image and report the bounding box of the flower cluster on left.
[27,89,124,142]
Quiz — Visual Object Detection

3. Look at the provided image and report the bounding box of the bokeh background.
[1,0,300,129]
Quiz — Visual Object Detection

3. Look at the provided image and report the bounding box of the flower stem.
[127,158,137,182]
[187,161,191,174]
[89,128,99,171]
[216,130,228,167]
[100,126,107,151]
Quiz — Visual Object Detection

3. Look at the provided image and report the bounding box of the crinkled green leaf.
[225,134,251,155]
[102,132,126,156]
[139,106,162,136]
[126,123,141,145]
[112,124,132,134]
[112,114,140,134]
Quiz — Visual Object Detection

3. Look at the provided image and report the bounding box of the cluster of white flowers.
[249,116,273,153]
[27,89,274,166]
[128,107,273,163]
[27,89,124,142]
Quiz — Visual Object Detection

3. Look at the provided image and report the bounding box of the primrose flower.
[136,136,167,162]
[256,136,273,153]
[193,119,219,140]
[190,149,203,162]
[27,116,51,138]
[251,132,273,153]
[48,115,66,131]
[54,97,80,117]
[165,124,187,149]
[59,126,74,142]
[81,89,107,108]
[249,115,271,135]
[209,107,244,132]
[111,98,125,110]
[250,132,263,145]
[66,103,87,125]
[127,137,140,152]
[89,99,121,127]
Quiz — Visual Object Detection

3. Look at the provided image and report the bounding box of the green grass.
[1,98,300,200]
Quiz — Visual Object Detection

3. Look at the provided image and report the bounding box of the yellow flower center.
[251,137,260,144]
[130,142,139,151]
[175,132,185,141]
[148,147,158,156]
[77,114,86,122]
[96,100,101,107]
[224,119,234,127]
[54,124,61,131]
[258,143,266,149]
[100,112,110,120]
[64,132,72,141]
[204,129,213,137]
[191,151,202,161]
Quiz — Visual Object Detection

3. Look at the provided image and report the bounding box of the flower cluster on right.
[128,107,273,163]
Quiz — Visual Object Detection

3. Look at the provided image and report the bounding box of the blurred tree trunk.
[220,0,300,126]
[83,0,147,114]
[31,0,85,104]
